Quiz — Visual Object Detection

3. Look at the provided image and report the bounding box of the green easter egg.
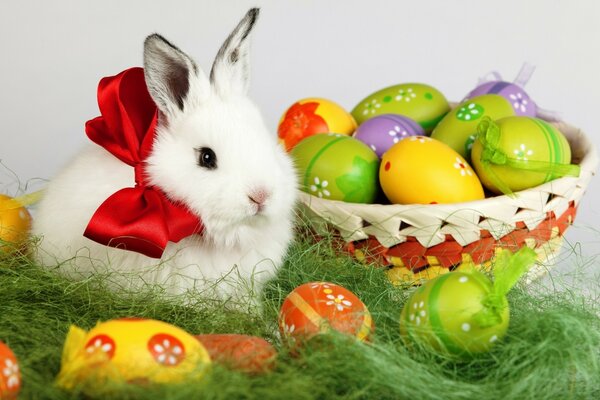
[351,83,450,133]
[471,116,572,194]
[431,94,515,159]
[400,271,509,356]
[291,133,380,203]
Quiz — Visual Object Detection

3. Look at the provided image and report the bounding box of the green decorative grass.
[1,223,600,400]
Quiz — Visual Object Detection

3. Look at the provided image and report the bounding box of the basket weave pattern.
[298,122,598,284]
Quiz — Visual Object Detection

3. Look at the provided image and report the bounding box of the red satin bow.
[83,67,203,258]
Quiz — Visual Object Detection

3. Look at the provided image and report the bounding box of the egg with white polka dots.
[399,271,509,356]
[56,318,211,390]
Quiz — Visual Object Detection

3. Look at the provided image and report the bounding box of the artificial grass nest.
[1,222,600,399]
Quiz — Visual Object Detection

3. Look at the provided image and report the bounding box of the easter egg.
[56,318,211,390]
[471,116,573,194]
[431,94,515,159]
[379,136,485,204]
[465,81,537,117]
[353,114,424,158]
[291,133,380,203]
[0,341,20,399]
[0,194,32,254]
[279,282,373,343]
[194,334,276,374]
[351,83,450,133]
[278,98,357,151]
[400,270,509,355]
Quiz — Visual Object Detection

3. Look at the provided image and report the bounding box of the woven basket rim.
[298,120,598,213]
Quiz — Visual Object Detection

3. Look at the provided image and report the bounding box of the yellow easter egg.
[0,194,32,254]
[56,318,211,391]
[379,137,485,204]
[278,98,357,151]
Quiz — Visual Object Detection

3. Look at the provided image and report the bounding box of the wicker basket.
[297,121,598,285]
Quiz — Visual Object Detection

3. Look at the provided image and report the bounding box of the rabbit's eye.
[196,147,217,170]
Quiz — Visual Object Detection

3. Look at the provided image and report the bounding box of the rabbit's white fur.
[32,9,298,303]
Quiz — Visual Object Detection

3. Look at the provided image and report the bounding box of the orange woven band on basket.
[347,201,577,278]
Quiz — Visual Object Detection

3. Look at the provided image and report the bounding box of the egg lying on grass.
[56,318,211,390]
[0,194,32,255]
[400,247,537,357]
[194,334,276,374]
[0,340,20,399]
[279,282,373,344]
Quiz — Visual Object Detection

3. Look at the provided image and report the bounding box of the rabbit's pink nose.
[248,188,271,209]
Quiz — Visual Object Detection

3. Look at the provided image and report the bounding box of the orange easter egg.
[279,282,373,343]
[278,98,357,151]
[0,340,20,399]
[194,334,276,374]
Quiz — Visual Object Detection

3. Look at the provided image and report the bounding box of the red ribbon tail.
[85,188,171,259]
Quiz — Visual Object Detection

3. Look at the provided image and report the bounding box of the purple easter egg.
[353,114,424,158]
[465,81,537,117]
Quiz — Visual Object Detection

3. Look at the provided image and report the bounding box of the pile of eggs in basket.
[279,79,575,205]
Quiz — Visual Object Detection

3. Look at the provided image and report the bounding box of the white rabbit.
[32,8,298,305]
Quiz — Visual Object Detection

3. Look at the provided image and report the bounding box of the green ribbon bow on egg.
[476,117,581,196]
[474,247,537,328]
[400,246,538,356]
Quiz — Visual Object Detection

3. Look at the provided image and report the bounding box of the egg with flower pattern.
[379,136,485,204]
[56,318,211,390]
[278,98,357,151]
[279,282,373,343]
[465,80,537,117]
[400,270,509,355]
[431,94,515,159]
[353,114,424,158]
[0,340,20,399]
[291,133,380,203]
[351,83,450,133]
[471,116,574,194]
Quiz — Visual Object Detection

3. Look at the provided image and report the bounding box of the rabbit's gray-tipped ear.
[210,8,259,97]
[144,34,204,119]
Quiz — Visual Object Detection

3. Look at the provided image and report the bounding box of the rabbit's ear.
[210,8,259,97]
[143,34,207,119]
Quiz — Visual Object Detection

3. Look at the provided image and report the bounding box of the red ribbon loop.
[83,67,203,258]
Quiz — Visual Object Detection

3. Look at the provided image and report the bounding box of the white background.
[1,0,598,281]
